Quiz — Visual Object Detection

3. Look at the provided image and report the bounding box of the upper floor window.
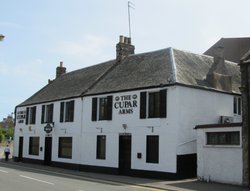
[233,96,241,115]
[60,100,74,122]
[26,106,36,125]
[140,89,167,119]
[41,104,54,123]
[92,96,113,121]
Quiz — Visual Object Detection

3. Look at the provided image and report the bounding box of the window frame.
[233,96,242,116]
[140,89,167,119]
[26,106,37,125]
[96,135,106,160]
[58,137,73,159]
[60,100,74,122]
[29,137,39,155]
[41,104,54,124]
[146,135,159,164]
[206,131,240,146]
[92,96,112,121]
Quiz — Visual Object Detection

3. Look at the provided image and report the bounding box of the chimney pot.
[60,61,63,67]
[119,35,124,43]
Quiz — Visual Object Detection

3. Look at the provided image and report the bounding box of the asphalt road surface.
[0,163,163,191]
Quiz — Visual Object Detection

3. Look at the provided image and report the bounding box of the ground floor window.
[29,137,39,155]
[96,135,106,159]
[146,135,159,163]
[58,137,72,158]
[206,131,240,145]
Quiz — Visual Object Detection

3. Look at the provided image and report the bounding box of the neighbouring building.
[13,36,241,179]
[204,37,250,64]
[195,123,242,185]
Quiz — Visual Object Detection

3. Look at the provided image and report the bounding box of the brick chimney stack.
[56,61,66,78]
[116,35,135,62]
[206,46,232,92]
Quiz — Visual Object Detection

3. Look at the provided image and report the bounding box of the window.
[29,137,39,155]
[58,137,72,158]
[206,131,240,145]
[60,100,74,122]
[140,89,167,119]
[148,92,161,118]
[41,104,54,123]
[26,106,37,125]
[96,135,106,160]
[234,97,242,115]
[92,96,113,121]
[146,135,159,163]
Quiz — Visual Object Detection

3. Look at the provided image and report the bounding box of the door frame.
[18,136,23,161]
[44,136,52,165]
[118,134,132,175]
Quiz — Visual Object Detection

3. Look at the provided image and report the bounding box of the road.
[0,163,163,191]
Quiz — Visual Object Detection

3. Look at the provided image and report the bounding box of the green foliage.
[0,127,14,142]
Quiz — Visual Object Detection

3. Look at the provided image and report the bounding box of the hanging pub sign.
[44,123,53,133]
[114,94,138,114]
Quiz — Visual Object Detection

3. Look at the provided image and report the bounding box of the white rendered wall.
[175,86,239,155]
[14,98,83,164]
[81,87,179,173]
[196,127,242,185]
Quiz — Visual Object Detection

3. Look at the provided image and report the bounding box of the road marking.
[19,175,55,185]
[0,169,8,173]
[131,185,169,191]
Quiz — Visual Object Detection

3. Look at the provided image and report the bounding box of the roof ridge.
[170,47,177,82]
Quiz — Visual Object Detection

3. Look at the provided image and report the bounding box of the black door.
[18,137,23,161]
[119,135,131,175]
[44,137,52,165]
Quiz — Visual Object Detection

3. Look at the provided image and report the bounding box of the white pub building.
[14,36,241,179]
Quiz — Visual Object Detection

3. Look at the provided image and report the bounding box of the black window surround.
[29,137,39,155]
[146,135,159,163]
[58,137,73,159]
[206,131,240,145]
[41,104,54,124]
[140,89,167,119]
[92,96,112,121]
[96,135,106,160]
[233,96,242,115]
[60,100,75,122]
[26,106,37,125]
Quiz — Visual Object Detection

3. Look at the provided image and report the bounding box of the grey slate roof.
[204,37,250,63]
[19,47,241,106]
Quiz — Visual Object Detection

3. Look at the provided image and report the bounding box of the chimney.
[206,46,232,92]
[56,61,66,78]
[116,35,135,62]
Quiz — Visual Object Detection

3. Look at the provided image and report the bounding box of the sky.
[0,0,250,120]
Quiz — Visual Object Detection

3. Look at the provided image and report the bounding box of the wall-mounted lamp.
[96,127,103,133]
[122,124,128,130]
[147,126,154,133]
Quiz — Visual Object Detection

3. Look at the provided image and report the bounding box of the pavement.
[0,158,249,191]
